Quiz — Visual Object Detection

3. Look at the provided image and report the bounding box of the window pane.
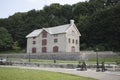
[42,31,47,38]
[72,39,74,44]
[53,46,59,52]
[42,47,47,53]
[32,47,36,53]
[76,40,78,44]
[33,37,36,39]
[68,38,70,43]
[54,39,58,43]
[33,41,36,44]
[42,39,47,45]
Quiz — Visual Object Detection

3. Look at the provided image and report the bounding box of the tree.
[81,4,120,51]
[0,1,120,51]
[12,41,21,51]
[0,27,13,50]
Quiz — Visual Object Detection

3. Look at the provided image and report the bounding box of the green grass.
[7,58,79,64]
[0,67,96,80]
[30,59,78,64]
[87,56,120,63]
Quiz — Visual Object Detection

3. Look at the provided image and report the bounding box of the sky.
[0,0,87,18]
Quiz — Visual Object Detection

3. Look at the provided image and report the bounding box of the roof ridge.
[26,24,71,38]
[47,24,70,29]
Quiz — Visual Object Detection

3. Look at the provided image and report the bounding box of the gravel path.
[1,66,120,80]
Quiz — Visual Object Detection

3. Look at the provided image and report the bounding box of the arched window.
[71,46,75,52]
[42,30,47,38]
[68,38,71,43]
[42,39,47,45]
[32,47,36,53]
[42,47,47,53]
[72,39,74,44]
[53,46,59,52]
[76,40,78,44]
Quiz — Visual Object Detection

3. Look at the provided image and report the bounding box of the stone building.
[26,20,81,54]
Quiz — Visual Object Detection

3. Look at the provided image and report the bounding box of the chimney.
[70,19,74,25]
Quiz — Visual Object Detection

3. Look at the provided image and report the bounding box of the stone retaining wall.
[80,51,118,60]
[0,51,119,60]
[0,53,80,60]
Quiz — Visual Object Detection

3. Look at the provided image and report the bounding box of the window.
[71,46,75,52]
[54,39,58,43]
[72,39,74,44]
[33,41,36,44]
[53,46,59,52]
[42,30,47,38]
[42,47,47,53]
[42,39,47,45]
[32,47,36,53]
[33,37,36,39]
[76,40,78,44]
[68,38,71,43]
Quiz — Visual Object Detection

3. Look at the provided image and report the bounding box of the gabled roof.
[26,29,42,38]
[48,24,70,34]
[26,24,71,38]
[26,20,81,38]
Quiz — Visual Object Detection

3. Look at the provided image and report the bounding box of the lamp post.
[28,49,30,63]
[29,52,30,62]
[96,48,100,72]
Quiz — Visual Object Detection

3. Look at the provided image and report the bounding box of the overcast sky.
[0,0,87,18]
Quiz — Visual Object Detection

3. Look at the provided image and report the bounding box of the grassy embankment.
[0,67,96,80]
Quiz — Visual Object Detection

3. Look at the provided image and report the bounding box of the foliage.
[82,4,120,51]
[12,41,21,51]
[0,1,120,51]
[0,27,13,50]
[0,49,25,53]
[0,67,96,80]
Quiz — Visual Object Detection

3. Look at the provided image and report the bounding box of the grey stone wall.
[80,51,118,60]
[0,51,119,60]
[0,52,81,60]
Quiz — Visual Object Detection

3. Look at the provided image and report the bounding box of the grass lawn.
[7,58,79,64]
[0,67,96,80]
[87,55,120,63]
[7,55,120,64]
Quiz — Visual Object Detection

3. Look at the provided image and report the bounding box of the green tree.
[12,41,21,51]
[82,4,120,51]
[0,1,120,51]
[0,27,13,50]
